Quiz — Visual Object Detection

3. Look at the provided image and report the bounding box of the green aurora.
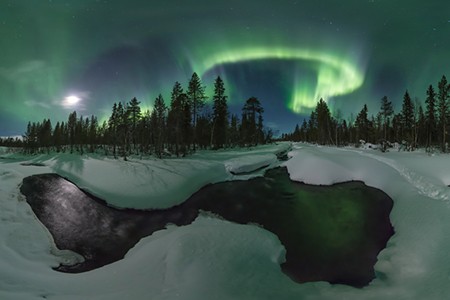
[194,46,365,112]
[0,0,449,135]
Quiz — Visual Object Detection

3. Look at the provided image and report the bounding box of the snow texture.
[224,153,277,174]
[1,142,450,299]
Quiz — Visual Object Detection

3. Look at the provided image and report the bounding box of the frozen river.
[21,167,394,287]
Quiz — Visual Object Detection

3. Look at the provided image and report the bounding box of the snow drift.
[1,142,450,299]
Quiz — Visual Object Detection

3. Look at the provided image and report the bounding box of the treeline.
[20,73,273,158]
[283,75,450,152]
[0,137,23,148]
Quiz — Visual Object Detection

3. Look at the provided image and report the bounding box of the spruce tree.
[315,99,332,145]
[167,82,184,156]
[341,120,349,144]
[117,102,130,159]
[356,104,369,142]
[242,96,264,146]
[108,103,119,158]
[212,76,228,149]
[228,114,239,146]
[425,84,437,149]
[67,111,77,154]
[60,121,68,152]
[438,75,449,151]
[127,97,141,154]
[153,94,167,157]
[380,96,393,140]
[53,122,62,153]
[88,115,98,153]
[76,115,84,155]
[257,114,264,144]
[300,119,308,141]
[187,72,207,151]
[401,91,414,146]
[181,93,192,155]
[308,110,318,142]
[392,113,403,143]
[41,119,52,154]
[140,109,151,154]
[196,113,212,149]
[23,122,32,153]
[417,105,426,147]
[293,124,301,142]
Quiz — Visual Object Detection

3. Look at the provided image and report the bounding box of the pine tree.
[417,105,426,147]
[167,82,184,156]
[60,121,68,152]
[127,97,141,154]
[300,119,308,141]
[293,124,301,142]
[241,96,264,146]
[375,112,383,141]
[228,114,239,146]
[140,109,151,154]
[392,113,402,143]
[153,94,167,157]
[88,115,98,153]
[380,96,394,140]
[308,110,318,142]
[240,113,249,146]
[116,102,129,159]
[108,103,119,158]
[187,72,207,151]
[196,113,212,149]
[356,104,369,142]
[181,93,192,155]
[67,111,77,154]
[334,109,342,146]
[53,122,62,152]
[341,119,349,144]
[82,116,89,154]
[401,90,414,146]
[425,84,437,149]
[212,76,228,149]
[315,98,333,145]
[41,119,52,154]
[257,113,264,144]
[76,115,85,155]
[438,75,449,152]
[23,121,33,154]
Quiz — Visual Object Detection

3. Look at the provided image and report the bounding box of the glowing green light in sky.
[196,47,365,113]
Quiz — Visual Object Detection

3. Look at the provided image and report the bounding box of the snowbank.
[224,153,277,174]
[50,155,229,209]
[9,143,290,209]
[2,142,450,299]
[282,143,450,299]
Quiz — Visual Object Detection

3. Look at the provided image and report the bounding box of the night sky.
[1,0,449,136]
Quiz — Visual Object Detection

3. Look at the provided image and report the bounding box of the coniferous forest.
[6,73,272,158]
[283,75,450,152]
[2,74,449,155]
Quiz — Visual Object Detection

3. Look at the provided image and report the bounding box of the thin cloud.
[0,60,47,82]
[24,100,51,109]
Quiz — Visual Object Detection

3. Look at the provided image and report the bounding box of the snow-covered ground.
[1,142,450,299]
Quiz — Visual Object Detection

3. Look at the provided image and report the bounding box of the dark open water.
[20,167,394,287]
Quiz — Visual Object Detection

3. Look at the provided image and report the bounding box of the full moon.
[65,95,80,105]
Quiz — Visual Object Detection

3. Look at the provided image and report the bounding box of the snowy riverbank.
[1,142,450,299]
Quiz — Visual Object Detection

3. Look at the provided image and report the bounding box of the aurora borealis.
[196,46,365,113]
[0,0,449,136]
